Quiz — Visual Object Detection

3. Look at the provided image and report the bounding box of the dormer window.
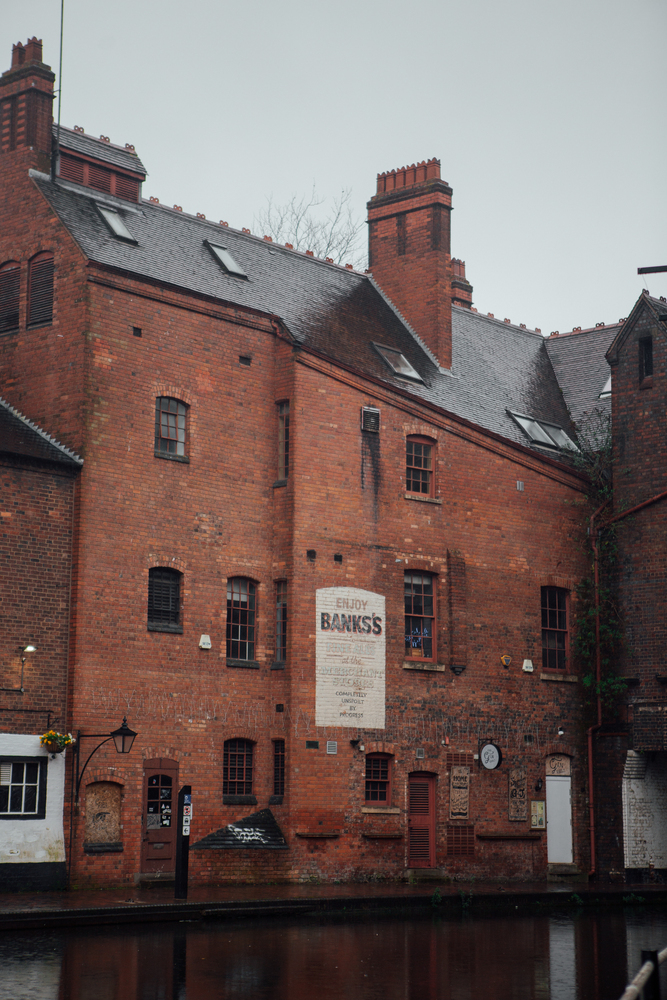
[205,242,247,279]
[509,411,579,453]
[98,206,136,243]
[373,344,422,382]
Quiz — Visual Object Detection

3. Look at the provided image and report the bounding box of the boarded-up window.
[84,782,122,848]
[27,252,54,328]
[0,262,20,333]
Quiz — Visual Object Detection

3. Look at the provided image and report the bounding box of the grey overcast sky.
[4,0,666,335]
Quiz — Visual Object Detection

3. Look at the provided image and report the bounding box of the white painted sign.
[316,587,385,728]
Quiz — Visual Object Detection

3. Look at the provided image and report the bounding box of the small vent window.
[447,825,475,857]
[0,262,20,333]
[27,252,54,328]
[361,407,380,432]
[373,344,422,382]
[148,567,182,633]
[205,242,247,279]
[98,206,136,242]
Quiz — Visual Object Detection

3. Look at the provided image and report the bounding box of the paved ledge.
[1,880,667,931]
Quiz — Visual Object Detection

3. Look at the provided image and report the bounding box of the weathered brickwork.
[0,38,601,887]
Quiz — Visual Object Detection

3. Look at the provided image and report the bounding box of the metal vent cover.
[361,407,380,433]
[416,748,425,759]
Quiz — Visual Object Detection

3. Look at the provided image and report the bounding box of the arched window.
[227,578,256,661]
[223,739,254,795]
[147,567,183,633]
[155,397,188,459]
[27,252,54,328]
[365,753,392,805]
[406,436,434,496]
[0,261,20,333]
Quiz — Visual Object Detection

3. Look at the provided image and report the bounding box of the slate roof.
[30,170,609,458]
[54,124,147,177]
[545,325,618,428]
[192,808,288,850]
[0,395,83,466]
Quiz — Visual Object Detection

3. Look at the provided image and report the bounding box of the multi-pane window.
[0,262,20,333]
[148,567,182,632]
[365,754,391,804]
[278,401,290,479]
[273,739,285,797]
[406,438,433,495]
[541,587,568,670]
[27,252,54,328]
[639,337,653,381]
[276,581,287,663]
[155,397,187,458]
[227,578,256,660]
[405,572,435,660]
[223,739,253,795]
[0,760,46,818]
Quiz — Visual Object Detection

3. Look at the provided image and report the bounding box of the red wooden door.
[408,773,436,867]
[141,758,178,873]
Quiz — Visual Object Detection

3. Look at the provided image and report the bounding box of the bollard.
[641,951,660,1000]
[174,784,191,900]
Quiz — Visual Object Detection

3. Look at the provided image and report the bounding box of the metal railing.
[619,947,667,1000]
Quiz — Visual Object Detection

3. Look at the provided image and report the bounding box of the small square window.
[0,758,47,819]
[98,206,136,242]
[373,344,422,382]
[205,241,247,278]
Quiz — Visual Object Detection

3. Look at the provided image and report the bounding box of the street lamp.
[73,716,138,803]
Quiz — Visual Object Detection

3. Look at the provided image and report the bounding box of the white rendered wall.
[622,753,667,869]
[0,733,66,864]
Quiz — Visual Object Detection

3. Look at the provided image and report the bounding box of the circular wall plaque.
[480,742,502,770]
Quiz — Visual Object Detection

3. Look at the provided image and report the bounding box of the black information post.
[174,784,191,900]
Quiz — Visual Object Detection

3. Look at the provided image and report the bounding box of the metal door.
[141,758,178,873]
[408,773,435,867]
[546,774,573,863]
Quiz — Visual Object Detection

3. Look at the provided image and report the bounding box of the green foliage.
[431,888,442,907]
[622,893,646,904]
[459,889,473,911]
[569,893,584,907]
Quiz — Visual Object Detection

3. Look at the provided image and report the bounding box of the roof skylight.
[599,374,612,398]
[374,344,422,382]
[205,241,247,279]
[97,206,135,242]
[509,411,579,453]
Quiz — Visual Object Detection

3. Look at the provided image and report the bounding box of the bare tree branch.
[254,187,367,270]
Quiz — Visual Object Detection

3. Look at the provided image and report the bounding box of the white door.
[546,775,573,863]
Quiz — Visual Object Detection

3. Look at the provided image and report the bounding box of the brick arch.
[221,729,257,744]
[141,745,182,762]
[543,746,576,761]
[153,382,196,407]
[403,559,441,574]
[145,554,188,574]
[536,573,578,592]
[404,424,437,441]
[365,741,396,756]
[84,767,126,787]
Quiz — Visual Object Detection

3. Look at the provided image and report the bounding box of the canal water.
[2,907,667,1000]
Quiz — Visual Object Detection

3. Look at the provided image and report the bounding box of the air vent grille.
[361,407,380,432]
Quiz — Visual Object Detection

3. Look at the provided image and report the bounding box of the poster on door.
[316,587,385,728]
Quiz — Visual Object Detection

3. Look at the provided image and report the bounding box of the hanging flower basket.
[40,730,74,754]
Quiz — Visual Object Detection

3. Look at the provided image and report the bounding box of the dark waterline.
[2,908,667,1000]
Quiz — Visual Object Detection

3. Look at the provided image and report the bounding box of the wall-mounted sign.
[546,754,571,776]
[531,800,545,829]
[509,767,527,821]
[450,766,470,820]
[316,587,385,728]
[480,743,502,770]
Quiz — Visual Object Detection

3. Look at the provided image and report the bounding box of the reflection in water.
[1,909,667,1000]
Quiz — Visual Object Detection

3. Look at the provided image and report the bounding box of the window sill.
[404,493,442,505]
[154,450,190,464]
[273,479,288,488]
[362,832,403,840]
[271,661,286,670]
[402,661,447,672]
[640,377,653,390]
[362,806,400,814]
[84,842,123,854]
[223,794,257,806]
[269,794,284,805]
[26,321,53,330]
[295,831,340,839]
[148,623,183,634]
[540,672,578,683]
[227,658,260,669]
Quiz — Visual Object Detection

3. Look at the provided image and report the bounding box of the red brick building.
[0,38,617,886]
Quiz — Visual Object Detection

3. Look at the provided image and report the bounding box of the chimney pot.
[24,37,43,63]
[11,42,25,69]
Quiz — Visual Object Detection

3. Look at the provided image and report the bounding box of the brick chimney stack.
[368,159,472,370]
[0,37,55,170]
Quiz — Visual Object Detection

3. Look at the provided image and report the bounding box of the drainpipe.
[587,500,608,878]
[586,486,667,877]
